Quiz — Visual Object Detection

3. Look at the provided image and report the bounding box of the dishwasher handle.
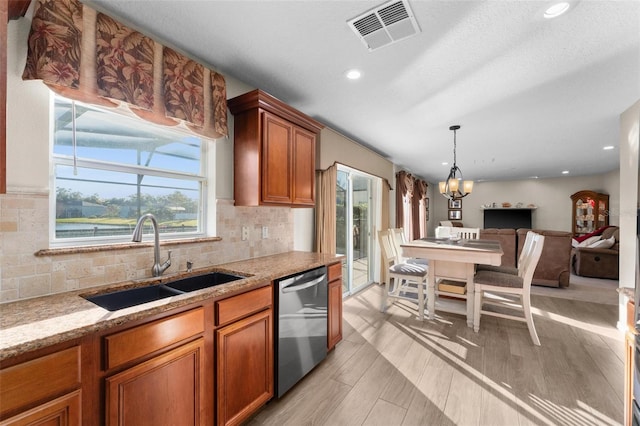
[281,275,326,293]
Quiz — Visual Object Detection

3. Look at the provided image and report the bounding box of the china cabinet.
[570,190,609,236]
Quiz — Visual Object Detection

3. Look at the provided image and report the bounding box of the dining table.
[401,237,503,327]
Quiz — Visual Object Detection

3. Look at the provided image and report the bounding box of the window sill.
[35,236,222,257]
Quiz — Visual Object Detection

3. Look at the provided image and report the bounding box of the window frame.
[49,94,212,247]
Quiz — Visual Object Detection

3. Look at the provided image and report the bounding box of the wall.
[429,171,620,233]
[618,99,640,325]
[319,127,394,185]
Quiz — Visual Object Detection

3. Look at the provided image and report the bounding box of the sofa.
[517,229,572,288]
[479,228,572,287]
[571,226,619,280]
[479,228,517,268]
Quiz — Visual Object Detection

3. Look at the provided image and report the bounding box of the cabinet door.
[292,127,316,206]
[0,390,81,426]
[216,309,273,426]
[105,339,205,426]
[327,279,343,351]
[262,112,292,204]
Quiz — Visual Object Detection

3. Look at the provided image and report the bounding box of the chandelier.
[439,125,473,200]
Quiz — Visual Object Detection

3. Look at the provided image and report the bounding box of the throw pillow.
[577,235,601,247]
[574,226,611,243]
[588,236,616,249]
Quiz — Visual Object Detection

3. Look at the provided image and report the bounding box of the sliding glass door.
[336,165,375,295]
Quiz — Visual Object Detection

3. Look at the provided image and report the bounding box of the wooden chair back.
[389,228,406,261]
[519,233,545,285]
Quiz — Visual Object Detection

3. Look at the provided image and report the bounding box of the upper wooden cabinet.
[228,90,323,207]
[570,190,609,236]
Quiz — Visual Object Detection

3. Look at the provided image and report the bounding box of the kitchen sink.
[84,272,245,311]
[84,284,184,311]
[164,271,245,292]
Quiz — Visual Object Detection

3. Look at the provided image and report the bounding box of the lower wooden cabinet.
[625,299,635,426]
[0,346,81,425]
[216,305,273,426]
[1,275,339,425]
[105,338,205,426]
[327,261,343,351]
[0,390,81,426]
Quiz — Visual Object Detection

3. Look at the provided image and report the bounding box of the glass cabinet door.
[597,200,607,228]
[574,198,595,235]
[570,191,609,236]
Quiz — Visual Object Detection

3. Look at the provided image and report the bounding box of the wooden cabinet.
[625,299,635,426]
[106,339,205,426]
[103,308,206,426]
[0,346,81,425]
[327,261,343,351]
[215,286,273,426]
[570,190,609,236]
[0,390,81,426]
[228,89,323,207]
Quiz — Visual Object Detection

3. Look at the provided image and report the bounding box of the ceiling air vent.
[348,0,420,51]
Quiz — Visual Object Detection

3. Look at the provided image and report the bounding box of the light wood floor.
[248,283,625,426]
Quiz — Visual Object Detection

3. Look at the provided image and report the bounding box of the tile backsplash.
[0,194,293,303]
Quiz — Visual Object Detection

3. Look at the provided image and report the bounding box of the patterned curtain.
[95,13,154,110]
[315,164,337,254]
[379,179,391,284]
[22,0,228,139]
[395,170,408,230]
[415,179,428,238]
[23,0,82,89]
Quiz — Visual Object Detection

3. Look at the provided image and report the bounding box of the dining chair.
[473,232,545,345]
[378,229,428,319]
[477,230,535,275]
[454,227,480,240]
[389,227,428,265]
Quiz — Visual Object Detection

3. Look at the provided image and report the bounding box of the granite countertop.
[0,251,343,361]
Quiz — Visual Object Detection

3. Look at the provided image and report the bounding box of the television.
[483,209,533,229]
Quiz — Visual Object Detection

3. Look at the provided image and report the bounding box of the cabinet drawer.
[0,389,81,426]
[216,285,272,327]
[105,308,204,370]
[0,346,80,417]
[328,262,342,282]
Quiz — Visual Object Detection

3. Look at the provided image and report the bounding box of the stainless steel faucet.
[132,213,171,277]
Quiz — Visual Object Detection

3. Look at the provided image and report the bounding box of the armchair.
[572,226,619,279]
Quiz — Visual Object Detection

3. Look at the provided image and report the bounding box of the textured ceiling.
[84,0,640,183]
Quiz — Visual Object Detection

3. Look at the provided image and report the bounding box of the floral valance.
[22,0,228,139]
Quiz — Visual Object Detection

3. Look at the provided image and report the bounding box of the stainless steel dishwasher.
[274,265,327,398]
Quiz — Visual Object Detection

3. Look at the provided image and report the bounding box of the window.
[51,95,209,245]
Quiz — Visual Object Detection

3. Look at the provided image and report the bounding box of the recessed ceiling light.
[345,69,361,80]
[562,170,570,174]
[442,162,449,166]
[603,145,615,150]
[544,2,571,19]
